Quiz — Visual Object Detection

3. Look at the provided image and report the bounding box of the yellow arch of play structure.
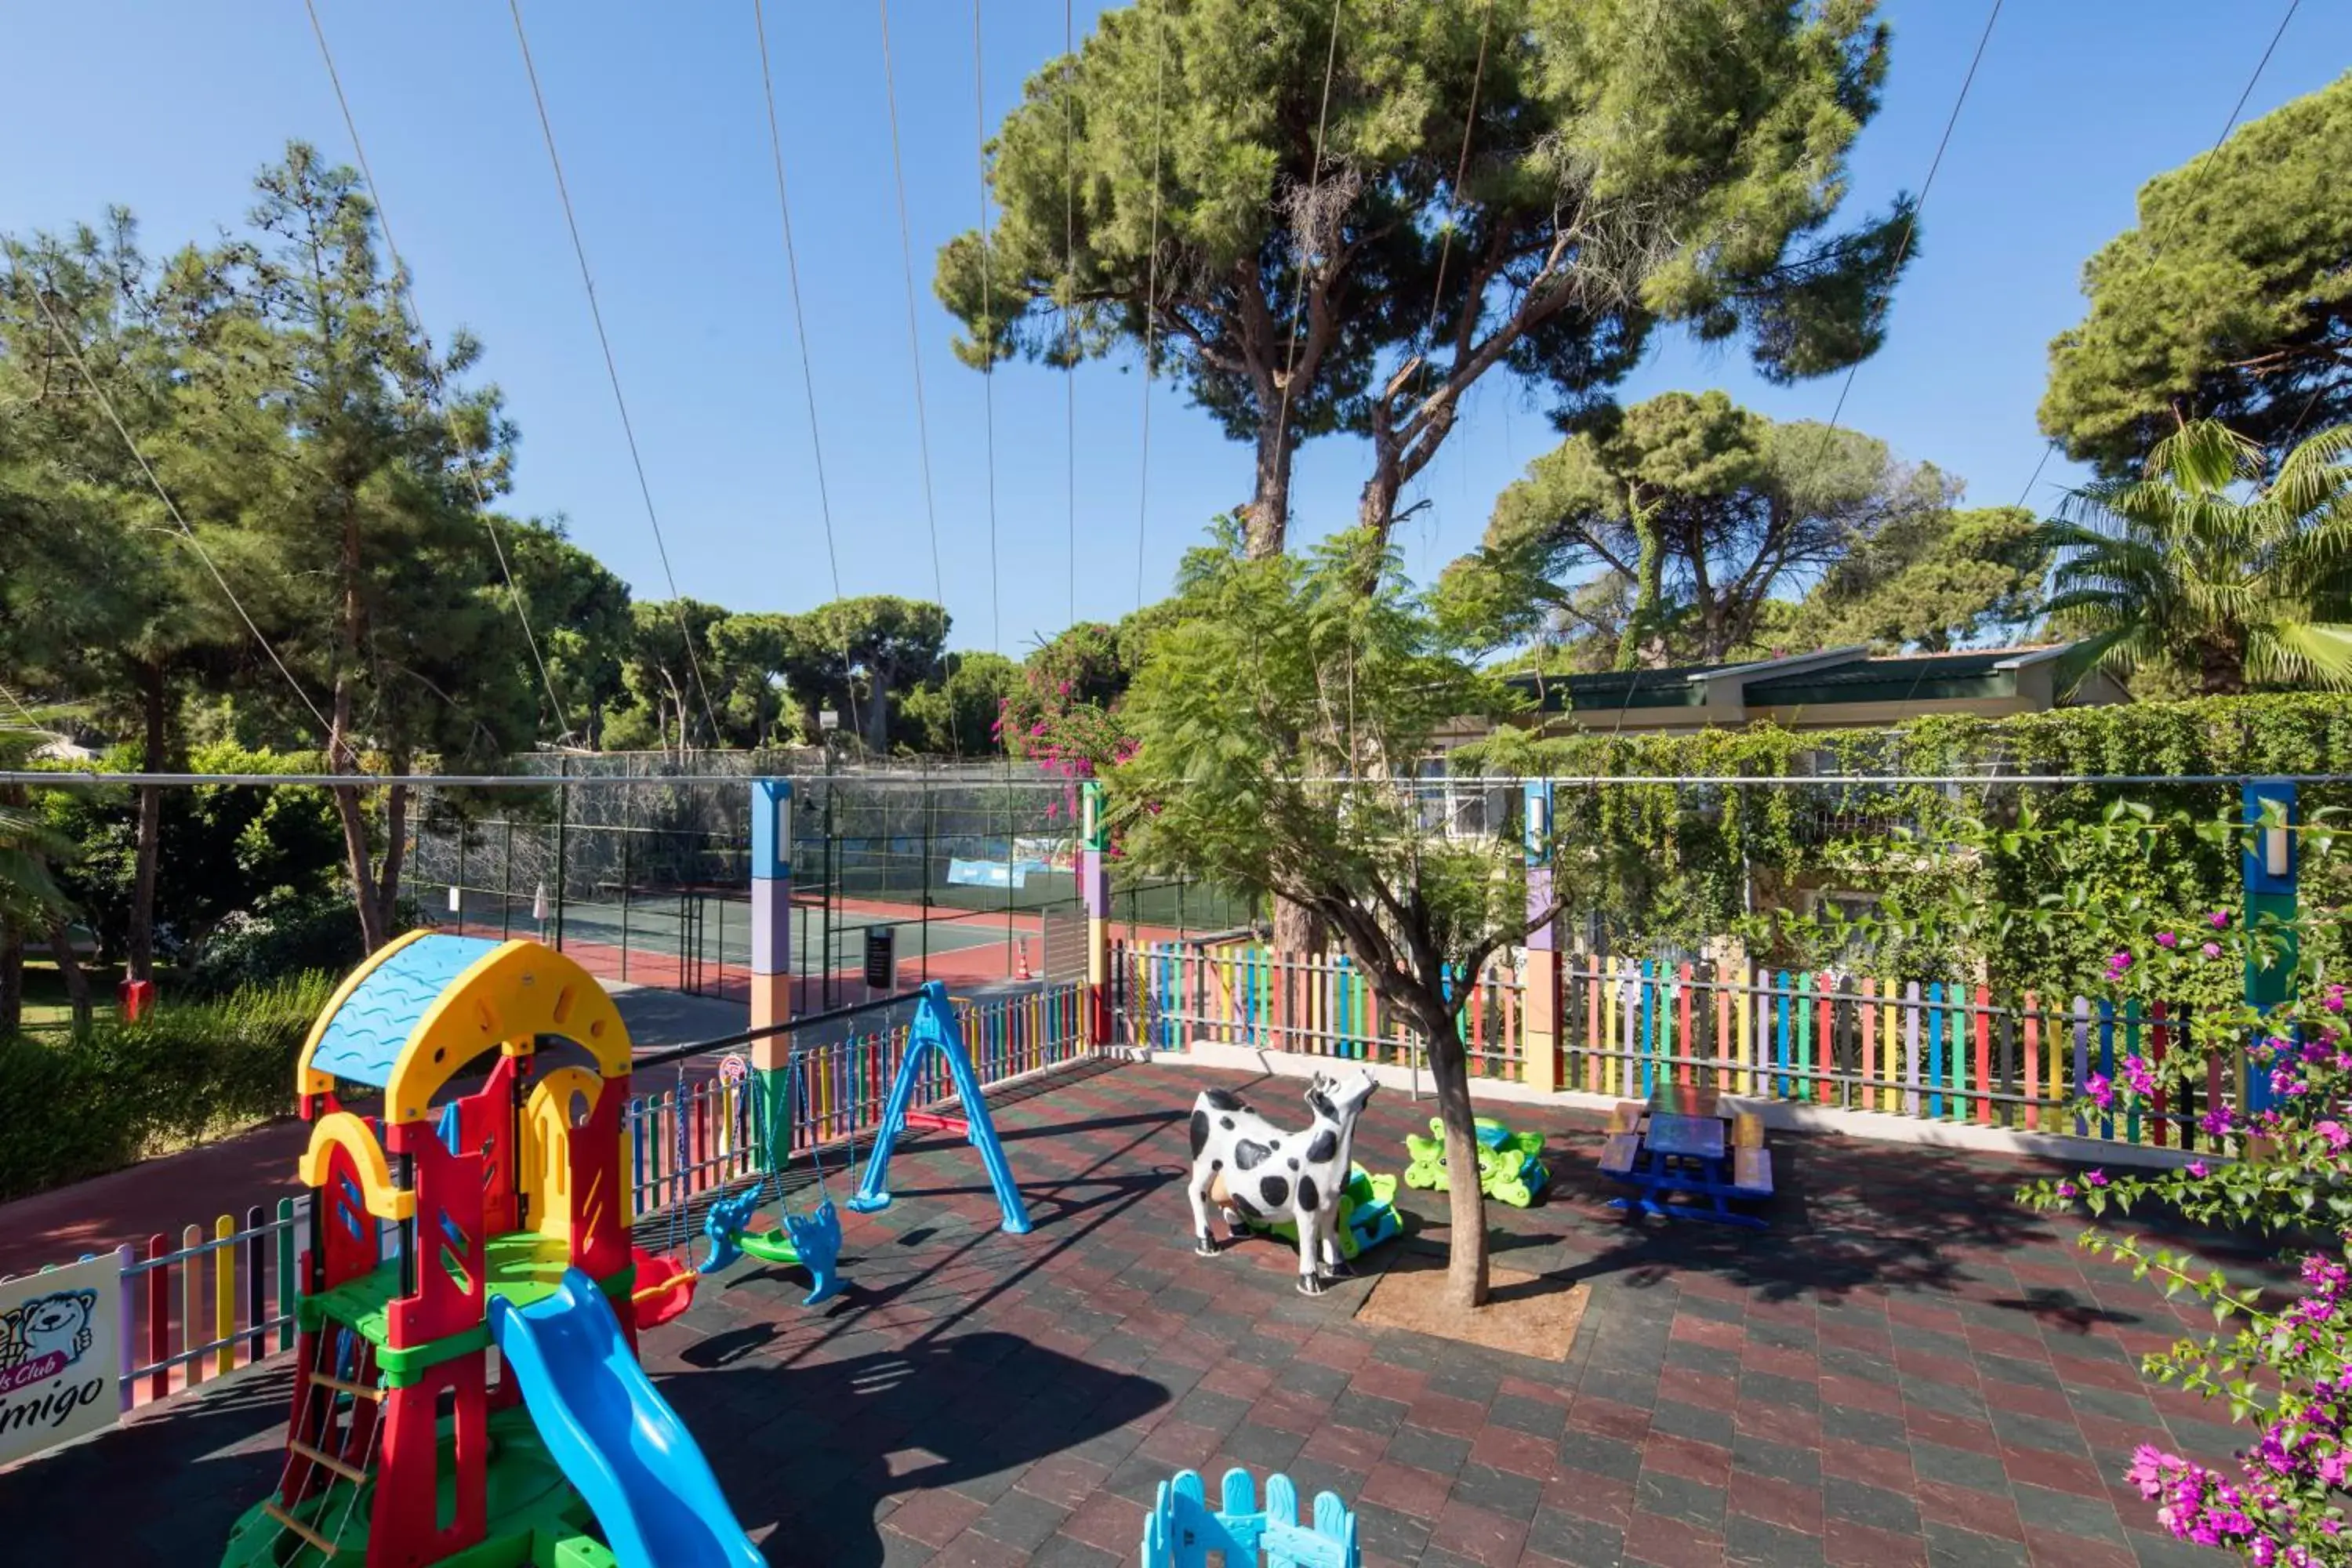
[520,1066,610,1242]
[295,932,634,1123]
[297,1111,416,1221]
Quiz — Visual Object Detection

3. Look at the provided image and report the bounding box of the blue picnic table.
[1599,1089,1773,1228]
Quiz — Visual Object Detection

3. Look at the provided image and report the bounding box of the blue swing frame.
[848,982,1032,1235]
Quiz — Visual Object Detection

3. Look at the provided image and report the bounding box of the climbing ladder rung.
[290,1439,370,1486]
[310,1372,383,1403]
[261,1499,342,1557]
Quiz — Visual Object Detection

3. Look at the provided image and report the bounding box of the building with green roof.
[1440,643,2128,750]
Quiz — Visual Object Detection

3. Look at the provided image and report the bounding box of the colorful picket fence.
[22,981,1094,1414]
[1120,945,2250,1150]
[1554,959,2245,1147]
[1118,942,1524,1080]
[625,983,1089,1218]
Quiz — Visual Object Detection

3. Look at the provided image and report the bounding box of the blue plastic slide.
[490,1268,764,1568]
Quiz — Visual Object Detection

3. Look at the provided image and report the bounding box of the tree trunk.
[328,668,389,954]
[2198,631,2248,695]
[329,782,387,953]
[45,917,93,1029]
[329,493,388,953]
[1419,1018,1490,1309]
[127,661,167,983]
[1242,419,1298,561]
[1617,506,1664,672]
[1272,898,1327,960]
[1358,453,1403,547]
[0,919,22,1036]
[377,779,409,932]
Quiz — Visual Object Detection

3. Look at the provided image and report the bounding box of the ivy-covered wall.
[1466,692,2352,996]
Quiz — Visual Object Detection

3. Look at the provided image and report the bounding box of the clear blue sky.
[6,2,2348,660]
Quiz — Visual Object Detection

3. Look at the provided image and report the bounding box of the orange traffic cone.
[1016,938,1033,982]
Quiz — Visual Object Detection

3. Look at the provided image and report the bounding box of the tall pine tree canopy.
[2040,71,2352,475]
[1454,390,1957,667]
[938,0,1913,558]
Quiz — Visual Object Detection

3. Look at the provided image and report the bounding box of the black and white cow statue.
[1185,1067,1379,1296]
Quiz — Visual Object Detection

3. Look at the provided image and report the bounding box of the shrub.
[182,891,415,996]
[42,740,343,965]
[2022,903,2352,1561]
[0,971,334,1200]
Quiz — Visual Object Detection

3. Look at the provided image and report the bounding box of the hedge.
[0,971,333,1202]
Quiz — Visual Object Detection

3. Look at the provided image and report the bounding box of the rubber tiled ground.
[0,1058,2263,1566]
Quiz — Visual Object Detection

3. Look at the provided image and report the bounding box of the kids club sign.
[0,1255,119,1465]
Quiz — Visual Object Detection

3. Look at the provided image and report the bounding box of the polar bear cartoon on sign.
[1,1289,97,1372]
[1185,1068,1378,1296]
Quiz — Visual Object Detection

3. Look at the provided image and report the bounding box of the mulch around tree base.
[1356,1245,1591,1360]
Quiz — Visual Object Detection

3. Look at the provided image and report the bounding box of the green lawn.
[15,958,123,1031]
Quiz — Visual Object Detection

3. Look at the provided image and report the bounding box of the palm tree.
[2043,419,2352,694]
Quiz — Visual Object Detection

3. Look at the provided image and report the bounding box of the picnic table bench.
[1598,1087,1773,1228]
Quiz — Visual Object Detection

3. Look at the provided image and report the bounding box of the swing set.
[629,1051,846,1327]
[627,981,1030,1330]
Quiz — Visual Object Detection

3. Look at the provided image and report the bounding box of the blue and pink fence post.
[749,779,795,1150]
[1082,781,1112,1047]
[1522,782,1563,1094]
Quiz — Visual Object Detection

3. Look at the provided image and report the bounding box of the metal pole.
[1004,754,1016,984]
[552,757,569,952]
[396,1153,417,1298]
[501,819,514,940]
[920,757,932,982]
[823,776,837,1011]
[619,830,632,984]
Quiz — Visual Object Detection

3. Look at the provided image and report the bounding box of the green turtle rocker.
[1244,1163,1403,1262]
[1402,1117,1550,1207]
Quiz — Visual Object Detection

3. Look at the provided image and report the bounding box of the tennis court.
[441,887,1033,974]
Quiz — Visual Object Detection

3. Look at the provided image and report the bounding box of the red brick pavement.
[0,1058,2292,1566]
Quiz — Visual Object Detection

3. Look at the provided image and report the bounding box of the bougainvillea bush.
[993,622,1140,840]
[2019,866,2352,1563]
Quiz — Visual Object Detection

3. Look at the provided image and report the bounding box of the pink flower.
[2085,1169,2109,1188]
[2202,942,2223,960]
[2121,1054,2156,1096]
[2187,1160,2209,1178]
[2085,1073,2114,1109]
[2129,1445,2177,1497]
[2320,1121,2351,1152]
[2056,1181,2078,1199]
[2210,909,2232,931]
[2328,985,2347,1014]
[2156,931,2180,949]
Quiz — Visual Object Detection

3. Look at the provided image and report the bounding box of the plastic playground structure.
[1143,1466,1360,1567]
[218,935,1029,1568]
[1401,1116,1550,1207]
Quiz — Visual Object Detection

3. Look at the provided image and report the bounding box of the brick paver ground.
[0,1057,2264,1566]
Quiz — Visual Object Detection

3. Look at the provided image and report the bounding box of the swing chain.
[664,1063,690,1258]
